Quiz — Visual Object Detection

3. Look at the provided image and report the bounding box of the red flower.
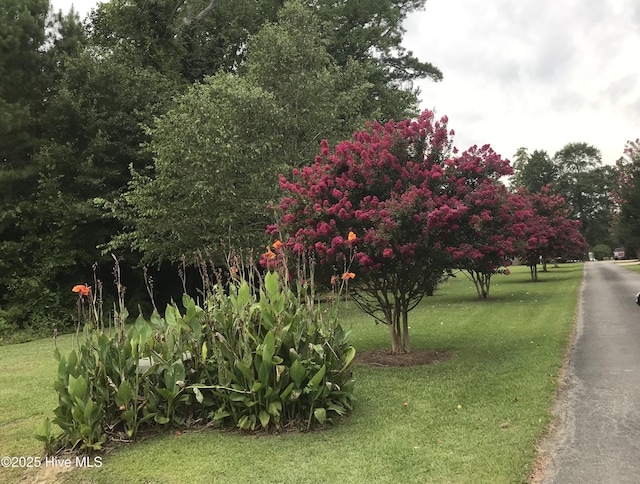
[72,284,90,297]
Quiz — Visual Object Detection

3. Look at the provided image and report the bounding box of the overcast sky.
[52,0,640,165]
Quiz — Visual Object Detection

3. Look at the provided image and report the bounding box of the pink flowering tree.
[513,186,587,280]
[439,144,515,298]
[269,110,493,354]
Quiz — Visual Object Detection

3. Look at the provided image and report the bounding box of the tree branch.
[183,0,217,26]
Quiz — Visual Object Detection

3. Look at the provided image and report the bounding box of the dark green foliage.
[590,244,612,261]
[552,143,616,247]
[105,74,281,265]
[41,271,355,451]
[511,148,557,193]
[614,140,640,257]
[2,0,441,342]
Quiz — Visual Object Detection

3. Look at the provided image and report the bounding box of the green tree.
[614,139,640,257]
[553,142,614,246]
[312,0,443,120]
[109,2,380,264]
[0,0,49,166]
[511,148,557,192]
[1,49,176,333]
[88,0,440,116]
[106,74,281,264]
[245,1,374,168]
[0,0,89,335]
[89,0,280,81]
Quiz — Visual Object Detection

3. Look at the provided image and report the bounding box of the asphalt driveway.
[541,261,640,483]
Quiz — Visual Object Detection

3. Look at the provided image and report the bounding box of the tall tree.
[511,148,557,193]
[245,1,374,168]
[613,139,640,257]
[108,2,378,264]
[0,0,49,166]
[106,74,281,264]
[553,142,613,246]
[311,0,443,120]
[1,49,176,332]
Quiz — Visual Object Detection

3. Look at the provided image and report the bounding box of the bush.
[591,244,612,261]
[40,267,356,452]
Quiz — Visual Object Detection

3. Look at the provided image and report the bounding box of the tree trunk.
[471,271,491,298]
[401,306,410,353]
[387,320,400,354]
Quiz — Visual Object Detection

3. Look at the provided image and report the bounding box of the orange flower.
[330,275,337,286]
[348,231,356,242]
[341,272,355,280]
[273,240,283,249]
[72,284,90,297]
[266,246,276,260]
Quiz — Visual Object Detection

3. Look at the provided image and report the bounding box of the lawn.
[1,264,583,483]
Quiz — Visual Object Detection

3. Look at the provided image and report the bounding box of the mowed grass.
[1,264,583,484]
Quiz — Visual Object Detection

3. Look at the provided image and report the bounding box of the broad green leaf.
[262,331,275,366]
[264,271,279,299]
[259,409,270,428]
[68,374,87,401]
[154,415,170,425]
[268,400,282,416]
[237,281,251,308]
[339,346,356,372]
[201,341,208,363]
[150,310,164,330]
[312,344,325,358]
[164,303,176,328]
[280,382,294,401]
[235,360,253,381]
[290,359,306,387]
[251,381,263,392]
[115,380,135,406]
[313,407,327,424]
[307,365,326,390]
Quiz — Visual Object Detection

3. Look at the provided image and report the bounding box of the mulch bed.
[355,349,455,367]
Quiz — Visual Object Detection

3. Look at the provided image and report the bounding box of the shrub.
[591,244,611,261]
[40,262,356,452]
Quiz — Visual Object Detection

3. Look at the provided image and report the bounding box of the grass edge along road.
[1,264,583,483]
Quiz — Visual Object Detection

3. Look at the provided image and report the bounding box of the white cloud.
[50,0,98,18]
[404,0,640,164]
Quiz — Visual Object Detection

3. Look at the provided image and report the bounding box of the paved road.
[542,261,640,483]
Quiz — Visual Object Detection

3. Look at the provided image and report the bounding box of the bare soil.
[355,349,455,367]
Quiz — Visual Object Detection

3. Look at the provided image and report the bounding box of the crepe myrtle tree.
[268,110,518,353]
[268,110,453,353]
[439,144,516,298]
[512,186,587,280]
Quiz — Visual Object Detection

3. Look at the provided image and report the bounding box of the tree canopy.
[0,0,444,338]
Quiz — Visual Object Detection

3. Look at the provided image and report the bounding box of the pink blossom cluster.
[267,109,587,280]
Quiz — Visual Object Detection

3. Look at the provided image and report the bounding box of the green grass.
[0,264,583,483]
